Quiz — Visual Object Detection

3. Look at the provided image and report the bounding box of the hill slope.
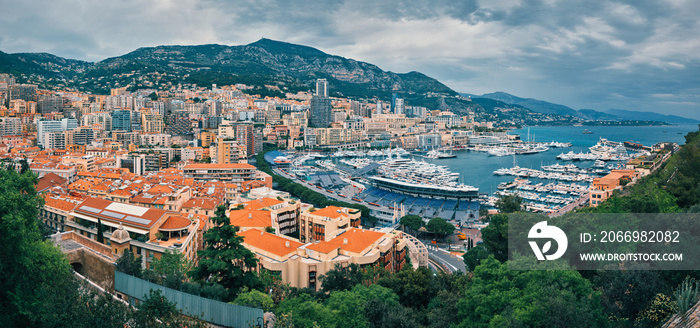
[0,39,456,101]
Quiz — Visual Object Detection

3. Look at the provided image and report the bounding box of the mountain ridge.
[467,91,699,123]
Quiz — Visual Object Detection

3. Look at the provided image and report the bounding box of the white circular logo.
[528,221,568,260]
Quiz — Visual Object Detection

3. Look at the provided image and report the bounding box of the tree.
[0,169,76,326]
[96,218,105,244]
[378,266,437,310]
[400,215,423,234]
[320,263,365,293]
[150,250,188,289]
[425,217,455,240]
[480,213,509,262]
[495,194,522,213]
[232,289,274,312]
[276,293,333,328]
[148,92,159,101]
[427,290,460,328]
[463,244,490,271]
[456,257,607,327]
[115,249,143,278]
[188,205,260,298]
[137,289,177,323]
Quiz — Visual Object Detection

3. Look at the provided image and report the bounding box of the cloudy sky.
[1,0,699,119]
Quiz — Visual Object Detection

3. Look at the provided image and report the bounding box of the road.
[548,193,590,217]
[425,243,466,273]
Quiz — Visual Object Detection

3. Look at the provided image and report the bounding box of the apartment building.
[43,196,200,269]
[183,163,257,182]
[299,206,361,243]
[589,169,639,206]
[240,227,407,291]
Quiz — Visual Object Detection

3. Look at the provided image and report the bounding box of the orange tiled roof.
[74,197,166,228]
[36,172,67,192]
[183,197,219,210]
[229,209,272,228]
[44,196,79,212]
[109,189,132,197]
[148,184,174,194]
[159,216,191,231]
[327,228,385,254]
[243,197,284,210]
[239,229,303,257]
[309,206,350,219]
[305,242,340,254]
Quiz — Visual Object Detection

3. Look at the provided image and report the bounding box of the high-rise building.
[112,110,132,132]
[316,79,328,97]
[37,94,64,114]
[350,101,361,116]
[37,118,77,149]
[0,117,21,136]
[216,139,244,164]
[394,98,404,115]
[309,96,332,128]
[9,84,37,102]
[235,123,255,158]
[0,73,16,85]
[376,100,383,115]
[141,110,165,134]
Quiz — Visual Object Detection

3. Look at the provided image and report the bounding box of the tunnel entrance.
[71,262,85,276]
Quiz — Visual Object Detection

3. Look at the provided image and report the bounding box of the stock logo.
[528,221,568,260]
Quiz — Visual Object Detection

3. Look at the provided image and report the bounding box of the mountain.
[473,91,579,116]
[0,39,585,126]
[605,109,699,124]
[576,109,620,121]
[470,91,700,124]
[1,39,456,101]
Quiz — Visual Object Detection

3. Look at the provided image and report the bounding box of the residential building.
[37,118,78,148]
[50,197,200,269]
[216,139,245,164]
[589,170,639,206]
[235,123,255,157]
[183,163,257,182]
[240,227,407,291]
[112,110,132,132]
[310,96,332,128]
[0,117,21,136]
[299,206,361,243]
[316,78,328,97]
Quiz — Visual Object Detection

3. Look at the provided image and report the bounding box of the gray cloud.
[0,0,698,118]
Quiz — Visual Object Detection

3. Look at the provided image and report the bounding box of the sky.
[1,0,699,119]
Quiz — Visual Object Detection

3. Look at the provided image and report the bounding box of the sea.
[415,124,699,195]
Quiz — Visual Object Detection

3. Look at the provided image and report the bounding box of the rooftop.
[73,197,167,229]
[229,208,272,228]
[183,163,255,170]
[239,229,303,257]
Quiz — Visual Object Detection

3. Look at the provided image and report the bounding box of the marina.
[277,125,696,222]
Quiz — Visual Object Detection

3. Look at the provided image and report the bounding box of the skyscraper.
[394,97,404,115]
[316,79,328,97]
[310,96,332,128]
[235,123,255,158]
[112,110,132,132]
[310,79,332,128]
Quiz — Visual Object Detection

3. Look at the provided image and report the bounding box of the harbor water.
[420,124,699,194]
